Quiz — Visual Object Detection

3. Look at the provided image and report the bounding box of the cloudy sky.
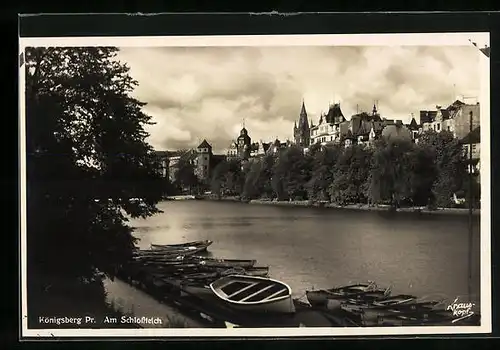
[117,45,480,153]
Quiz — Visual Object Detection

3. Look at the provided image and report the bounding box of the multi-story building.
[420,100,480,140]
[309,103,347,146]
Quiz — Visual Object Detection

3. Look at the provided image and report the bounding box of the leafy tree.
[272,145,312,200]
[173,150,198,194]
[25,47,163,319]
[306,143,342,201]
[366,139,414,207]
[329,144,372,205]
[242,154,275,200]
[418,130,468,207]
[210,158,244,196]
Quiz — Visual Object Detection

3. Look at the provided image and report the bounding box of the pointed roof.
[197,139,212,149]
[297,101,309,130]
[325,103,345,124]
[300,100,307,116]
[408,117,419,130]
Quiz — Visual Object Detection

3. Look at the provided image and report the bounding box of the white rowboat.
[209,275,296,314]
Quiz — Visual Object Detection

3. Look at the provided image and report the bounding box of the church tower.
[293,100,310,147]
[237,120,252,160]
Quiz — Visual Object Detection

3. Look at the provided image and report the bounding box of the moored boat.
[189,257,257,268]
[150,240,213,252]
[306,282,390,307]
[210,275,296,314]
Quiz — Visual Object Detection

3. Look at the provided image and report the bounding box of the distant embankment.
[248,199,480,216]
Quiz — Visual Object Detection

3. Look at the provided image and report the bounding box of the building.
[309,103,347,146]
[227,140,238,159]
[461,126,480,176]
[406,116,421,142]
[420,100,480,140]
[250,140,271,158]
[236,127,252,160]
[293,101,311,148]
[153,151,169,178]
[195,139,213,182]
[309,102,410,148]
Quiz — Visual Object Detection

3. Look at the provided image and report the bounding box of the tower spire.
[242,117,246,129]
[300,100,307,116]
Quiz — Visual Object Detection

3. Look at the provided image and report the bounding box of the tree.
[210,158,245,196]
[242,154,275,200]
[306,143,342,201]
[173,150,198,194]
[25,47,164,316]
[417,130,468,207]
[272,145,311,200]
[329,144,372,205]
[366,139,414,207]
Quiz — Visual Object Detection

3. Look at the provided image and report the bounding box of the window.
[447,126,451,131]
[204,165,207,170]
[204,156,208,161]
[436,123,441,131]
[472,144,477,151]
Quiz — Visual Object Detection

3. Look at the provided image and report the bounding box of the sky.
[117,45,480,154]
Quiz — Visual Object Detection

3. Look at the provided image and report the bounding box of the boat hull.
[210,275,296,314]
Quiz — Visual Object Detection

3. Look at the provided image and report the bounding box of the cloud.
[117,45,480,153]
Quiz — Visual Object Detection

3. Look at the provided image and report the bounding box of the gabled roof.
[325,103,345,124]
[198,139,212,149]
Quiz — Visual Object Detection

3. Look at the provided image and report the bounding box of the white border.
[19,32,491,338]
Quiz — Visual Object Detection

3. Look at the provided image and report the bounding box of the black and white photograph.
[19,32,491,338]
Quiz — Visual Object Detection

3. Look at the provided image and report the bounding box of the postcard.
[19,29,491,338]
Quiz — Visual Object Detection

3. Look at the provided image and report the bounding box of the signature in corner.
[446,297,475,323]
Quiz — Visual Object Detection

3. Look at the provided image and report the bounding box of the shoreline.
[200,197,480,216]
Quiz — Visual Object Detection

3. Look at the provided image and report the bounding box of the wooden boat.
[188,257,257,268]
[150,240,213,252]
[209,275,295,314]
[341,294,418,314]
[134,245,209,257]
[306,282,389,307]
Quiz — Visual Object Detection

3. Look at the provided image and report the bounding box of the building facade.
[420,100,480,140]
[195,139,212,182]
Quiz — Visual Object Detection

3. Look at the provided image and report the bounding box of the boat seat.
[226,282,259,298]
[261,288,288,301]
[238,284,276,302]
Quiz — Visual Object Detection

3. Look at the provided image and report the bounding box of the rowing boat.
[134,245,209,257]
[210,275,296,314]
[188,257,257,268]
[150,240,213,252]
[306,282,389,307]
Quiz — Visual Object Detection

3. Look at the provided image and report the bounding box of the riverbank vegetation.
[25,47,164,327]
[205,131,480,209]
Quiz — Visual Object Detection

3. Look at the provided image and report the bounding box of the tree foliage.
[210,159,245,196]
[272,145,311,200]
[173,150,198,194]
[329,145,372,205]
[26,47,163,286]
[306,144,342,201]
[417,130,468,206]
[212,129,474,209]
